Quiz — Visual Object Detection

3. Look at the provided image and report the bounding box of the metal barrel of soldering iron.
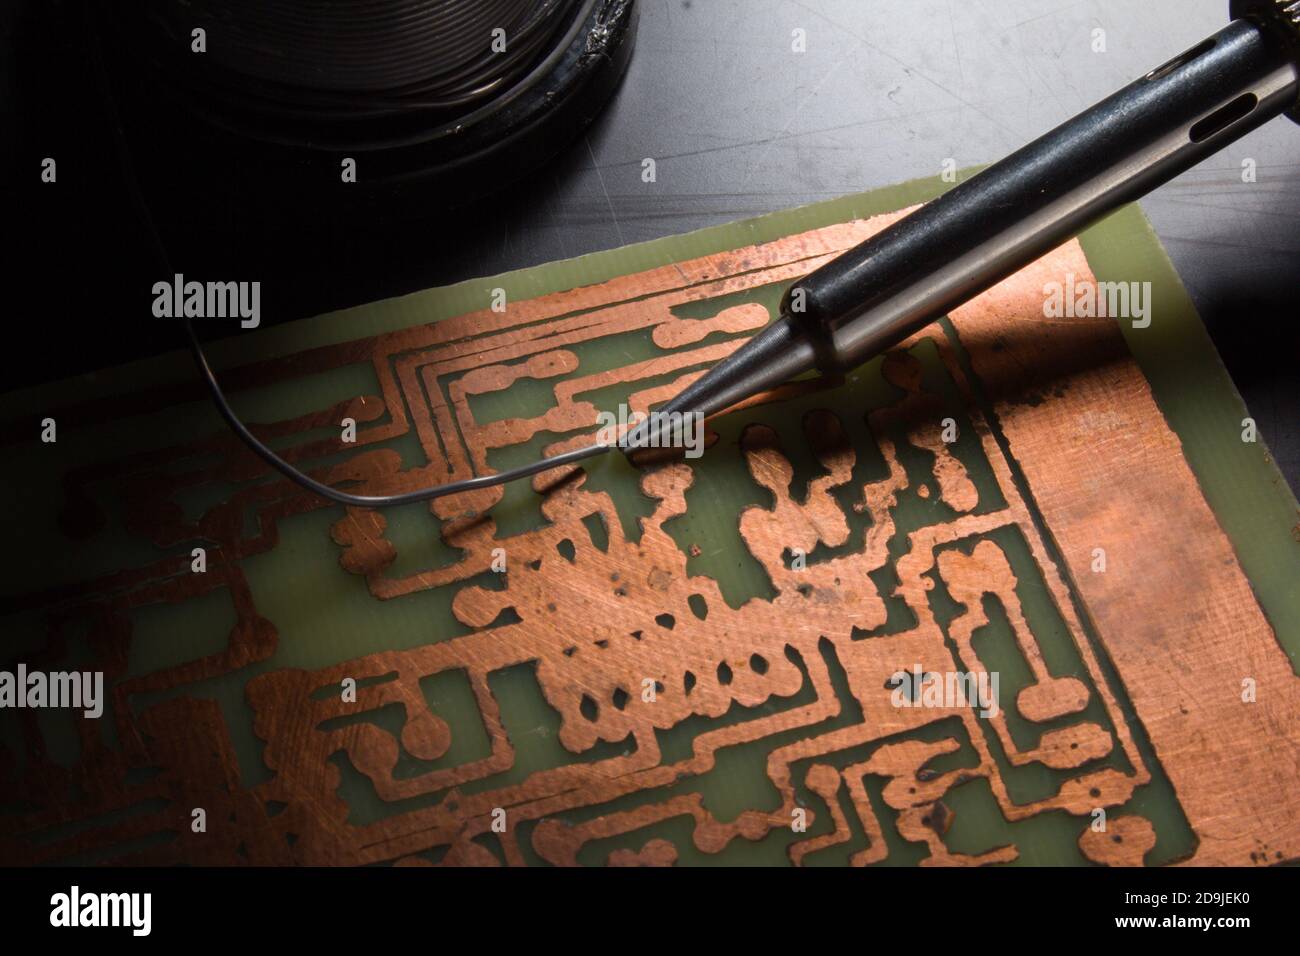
[781,0,1300,374]
[619,1,1299,459]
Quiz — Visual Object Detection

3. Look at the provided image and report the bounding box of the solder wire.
[185,327,613,508]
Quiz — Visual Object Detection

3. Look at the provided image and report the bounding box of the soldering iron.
[191,0,1300,507]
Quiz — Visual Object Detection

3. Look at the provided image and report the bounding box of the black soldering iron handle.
[781,2,1300,374]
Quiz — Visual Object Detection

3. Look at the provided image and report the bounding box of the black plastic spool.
[108,0,639,217]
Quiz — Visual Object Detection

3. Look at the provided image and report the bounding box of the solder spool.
[104,0,639,213]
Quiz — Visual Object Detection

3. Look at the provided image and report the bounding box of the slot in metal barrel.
[782,16,1300,372]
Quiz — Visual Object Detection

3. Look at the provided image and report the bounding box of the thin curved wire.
[184,317,612,508]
